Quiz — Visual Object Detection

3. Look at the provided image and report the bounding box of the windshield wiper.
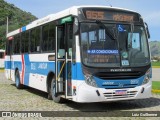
[129,23,134,45]
[96,20,116,40]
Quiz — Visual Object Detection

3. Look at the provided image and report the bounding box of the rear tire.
[15,70,23,89]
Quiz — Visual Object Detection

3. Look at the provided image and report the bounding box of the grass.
[0,68,4,72]
[152,61,160,68]
[152,81,160,90]
[152,81,160,94]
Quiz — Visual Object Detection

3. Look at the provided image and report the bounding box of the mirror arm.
[145,22,150,39]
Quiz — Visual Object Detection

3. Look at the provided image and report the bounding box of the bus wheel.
[15,70,23,89]
[51,77,63,103]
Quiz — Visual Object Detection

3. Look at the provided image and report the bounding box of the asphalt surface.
[0,70,160,119]
[152,68,160,81]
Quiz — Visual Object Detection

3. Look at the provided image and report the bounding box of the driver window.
[128,33,140,50]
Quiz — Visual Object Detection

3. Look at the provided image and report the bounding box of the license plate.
[115,90,127,95]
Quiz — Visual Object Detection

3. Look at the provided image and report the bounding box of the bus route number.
[86,11,104,20]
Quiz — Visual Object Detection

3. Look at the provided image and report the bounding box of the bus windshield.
[80,22,150,67]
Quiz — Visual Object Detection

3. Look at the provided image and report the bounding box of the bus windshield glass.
[80,22,150,67]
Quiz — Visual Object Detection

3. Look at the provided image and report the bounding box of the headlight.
[142,68,152,85]
[84,74,97,87]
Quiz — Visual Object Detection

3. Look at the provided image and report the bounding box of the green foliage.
[152,62,160,66]
[152,81,160,90]
[149,41,160,57]
[0,0,37,49]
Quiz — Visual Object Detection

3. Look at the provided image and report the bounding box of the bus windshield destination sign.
[84,9,138,22]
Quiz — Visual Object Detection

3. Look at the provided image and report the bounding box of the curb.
[0,70,4,72]
[152,89,160,93]
[152,66,160,68]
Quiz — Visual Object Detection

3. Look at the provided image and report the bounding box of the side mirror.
[145,23,150,39]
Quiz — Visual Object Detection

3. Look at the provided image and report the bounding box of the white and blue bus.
[0,49,5,68]
[5,6,152,103]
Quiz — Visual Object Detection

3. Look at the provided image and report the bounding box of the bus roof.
[7,5,137,38]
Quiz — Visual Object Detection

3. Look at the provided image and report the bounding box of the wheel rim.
[52,80,56,96]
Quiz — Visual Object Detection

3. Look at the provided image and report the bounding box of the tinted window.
[30,27,40,52]
[14,35,20,54]
[42,22,55,52]
[24,31,29,53]
[21,32,25,53]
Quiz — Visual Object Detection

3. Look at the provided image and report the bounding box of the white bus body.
[5,6,151,103]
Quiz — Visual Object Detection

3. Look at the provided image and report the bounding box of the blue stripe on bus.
[22,26,26,32]
[5,54,84,86]
[5,61,11,69]
[5,54,145,88]
[24,54,29,85]
[94,75,145,89]
[72,63,84,80]
[5,61,22,70]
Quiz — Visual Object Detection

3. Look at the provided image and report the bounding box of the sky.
[5,0,160,41]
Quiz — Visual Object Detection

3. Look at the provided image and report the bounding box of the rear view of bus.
[0,49,5,68]
[4,6,151,103]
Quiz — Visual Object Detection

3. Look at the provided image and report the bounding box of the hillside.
[149,41,160,57]
[0,0,37,49]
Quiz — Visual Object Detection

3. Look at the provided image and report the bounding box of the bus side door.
[56,23,73,98]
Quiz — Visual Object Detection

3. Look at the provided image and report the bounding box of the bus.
[0,49,5,68]
[5,6,151,103]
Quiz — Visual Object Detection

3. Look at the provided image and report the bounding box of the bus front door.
[56,23,73,99]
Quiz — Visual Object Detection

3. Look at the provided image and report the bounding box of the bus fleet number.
[86,11,104,20]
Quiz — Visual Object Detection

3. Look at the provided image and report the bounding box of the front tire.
[15,70,23,89]
[50,77,63,103]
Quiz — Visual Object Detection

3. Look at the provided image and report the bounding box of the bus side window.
[42,22,56,52]
[42,24,49,51]
[13,34,20,54]
[30,29,35,52]
[13,35,17,54]
[21,32,25,53]
[24,31,29,53]
[30,27,40,53]
[35,28,40,52]
[48,22,55,51]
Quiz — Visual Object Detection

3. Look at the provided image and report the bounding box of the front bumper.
[75,81,152,103]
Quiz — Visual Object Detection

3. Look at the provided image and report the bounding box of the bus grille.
[102,84,138,89]
[94,72,142,80]
[103,91,137,99]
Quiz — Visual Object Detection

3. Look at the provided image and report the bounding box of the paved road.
[0,71,160,119]
[152,68,160,81]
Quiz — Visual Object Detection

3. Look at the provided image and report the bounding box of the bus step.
[56,92,65,95]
